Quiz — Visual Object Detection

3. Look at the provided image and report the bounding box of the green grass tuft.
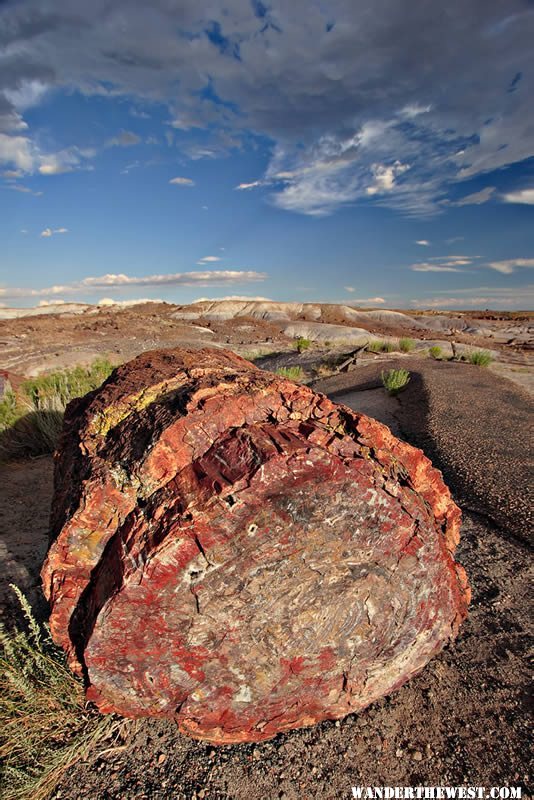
[0,359,114,461]
[294,337,311,353]
[399,337,415,353]
[0,586,122,800]
[381,368,411,396]
[275,366,305,381]
[367,339,396,354]
[467,349,493,367]
[429,346,442,360]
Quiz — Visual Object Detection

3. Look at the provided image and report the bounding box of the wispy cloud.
[106,130,141,148]
[411,284,534,308]
[411,263,464,273]
[169,176,194,186]
[197,256,221,263]
[502,188,534,205]
[415,240,430,246]
[40,227,68,238]
[410,254,473,272]
[448,186,496,206]
[486,258,534,274]
[5,183,42,196]
[0,270,268,299]
[235,181,262,190]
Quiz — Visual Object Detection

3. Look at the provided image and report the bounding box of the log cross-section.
[42,347,470,744]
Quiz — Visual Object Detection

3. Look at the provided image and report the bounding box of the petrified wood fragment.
[42,348,470,743]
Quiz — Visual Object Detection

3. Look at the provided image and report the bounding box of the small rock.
[395,748,404,758]
[412,750,424,761]
[157,753,166,765]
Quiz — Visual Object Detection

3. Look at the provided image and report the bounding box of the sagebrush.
[0,586,122,800]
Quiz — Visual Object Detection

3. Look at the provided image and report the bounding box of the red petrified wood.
[42,348,470,744]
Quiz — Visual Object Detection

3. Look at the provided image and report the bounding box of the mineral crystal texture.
[42,347,470,744]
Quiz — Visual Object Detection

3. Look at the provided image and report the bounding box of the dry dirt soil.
[1,350,532,800]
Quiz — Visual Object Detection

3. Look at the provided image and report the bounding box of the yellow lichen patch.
[88,375,188,439]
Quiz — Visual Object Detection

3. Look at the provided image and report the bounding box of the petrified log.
[42,348,470,744]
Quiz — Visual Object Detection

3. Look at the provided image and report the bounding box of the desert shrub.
[0,586,122,800]
[380,340,396,353]
[467,350,493,367]
[429,346,442,360]
[0,359,114,460]
[294,337,311,353]
[22,358,113,410]
[275,366,304,381]
[399,337,415,353]
[381,368,411,396]
[0,391,22,431]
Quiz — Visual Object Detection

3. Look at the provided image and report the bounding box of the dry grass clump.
[275,366,305,381]
[0,586,122,800]
[381,368,411,396]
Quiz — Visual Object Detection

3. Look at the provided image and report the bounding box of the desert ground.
[0,300,532,800]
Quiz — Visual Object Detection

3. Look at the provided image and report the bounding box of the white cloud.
[0,133,34,171]
[235,181,261,190]
[40,227,68,238]
[502,188,534,205]
[344,286,356,292]
[169,176,194,186]
[0,270,267,299]
[486,258,534,274]
[366,161,410,195]
[450,186,496,206]
[399,104,432,118]
[415,240,430,246]
[349,296,386,304]
[197,256,221,263]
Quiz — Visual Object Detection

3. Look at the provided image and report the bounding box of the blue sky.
[1,0,534,310]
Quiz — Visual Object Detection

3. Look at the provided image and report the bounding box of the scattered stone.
[412,750,424,761]
[43,347,470,744]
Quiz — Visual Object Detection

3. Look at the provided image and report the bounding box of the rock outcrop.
[42,348,470,744]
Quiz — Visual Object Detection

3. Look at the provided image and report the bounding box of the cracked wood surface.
[42,347,470,743]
